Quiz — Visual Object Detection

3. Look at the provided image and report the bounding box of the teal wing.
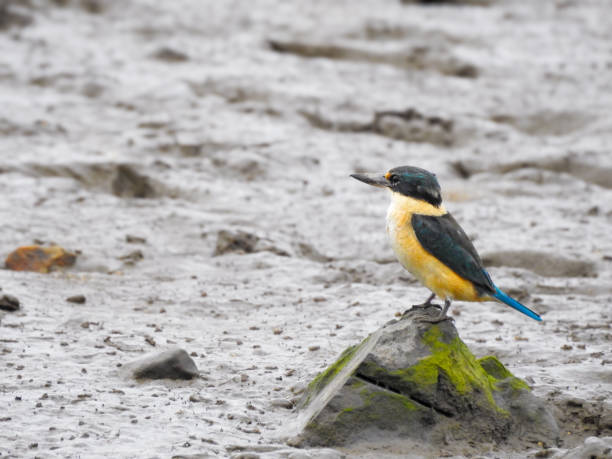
[411,213,495,295]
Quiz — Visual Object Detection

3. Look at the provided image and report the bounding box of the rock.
[293,305,559,454]
[0,294,20,311]
[5,245,77,273]
[125,348,199,380]
[66,295,86,304]
[270,398,294,409]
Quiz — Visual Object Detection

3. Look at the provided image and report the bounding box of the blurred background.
[0,0,610,457]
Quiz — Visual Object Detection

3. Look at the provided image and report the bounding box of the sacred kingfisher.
[351,165,542,322]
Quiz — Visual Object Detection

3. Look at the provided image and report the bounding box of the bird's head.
[351,166,442,207]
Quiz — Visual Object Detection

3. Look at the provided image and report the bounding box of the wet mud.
[0,0,611,458]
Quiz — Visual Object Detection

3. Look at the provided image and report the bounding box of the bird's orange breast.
[386,192,482,302]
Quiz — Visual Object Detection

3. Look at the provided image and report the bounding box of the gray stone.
[292,305,559,454]
[126,348,199,380]
[0,294,20,311]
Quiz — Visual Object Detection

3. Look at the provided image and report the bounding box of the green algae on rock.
[293,305,559,454]
[299,344,360,409]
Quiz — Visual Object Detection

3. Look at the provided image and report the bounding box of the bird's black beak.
[350,173,390,189]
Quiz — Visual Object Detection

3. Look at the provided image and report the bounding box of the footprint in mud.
[301,108,455,147]
[185,79,269,104]
[452,153,612,189]
[210,152,267,181]
[482,250,597,278]
[268,39,478,78]
[490,111,594,137]
[554,397,612,441]
[213,229,331,262]
[9,162,165,198]
[214,230,263,256]
[111,165,156,198]
[348,20,473,45]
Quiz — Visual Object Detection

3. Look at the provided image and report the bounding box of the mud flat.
[0,1,611,458]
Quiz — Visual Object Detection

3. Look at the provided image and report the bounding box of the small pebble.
[127,348,199,380]
[0,294,20,311]
[270,398,293,409]
[66,295,86,304]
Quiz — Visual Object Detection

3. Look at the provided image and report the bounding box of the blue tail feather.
[492,287,542,322]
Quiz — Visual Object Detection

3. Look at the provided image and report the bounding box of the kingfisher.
[351,165,542,322]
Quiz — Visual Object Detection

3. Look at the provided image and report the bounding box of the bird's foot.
[403,302,442,316]
[417,314,455,324]
[409,302,442,310]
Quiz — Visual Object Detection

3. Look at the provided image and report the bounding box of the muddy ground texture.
[0,0,611,458]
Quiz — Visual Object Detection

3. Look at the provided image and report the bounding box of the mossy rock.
[294,305,559,453]
[303,377,435,446]
[299,344,361,409]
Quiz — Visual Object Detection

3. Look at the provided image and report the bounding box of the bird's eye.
[391,175,400,185]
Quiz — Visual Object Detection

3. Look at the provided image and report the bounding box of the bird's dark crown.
[386,166,442,207]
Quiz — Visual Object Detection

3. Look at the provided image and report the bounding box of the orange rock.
[5,245,77,273]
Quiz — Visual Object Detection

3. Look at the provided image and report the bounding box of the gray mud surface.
[0,1,611,458]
